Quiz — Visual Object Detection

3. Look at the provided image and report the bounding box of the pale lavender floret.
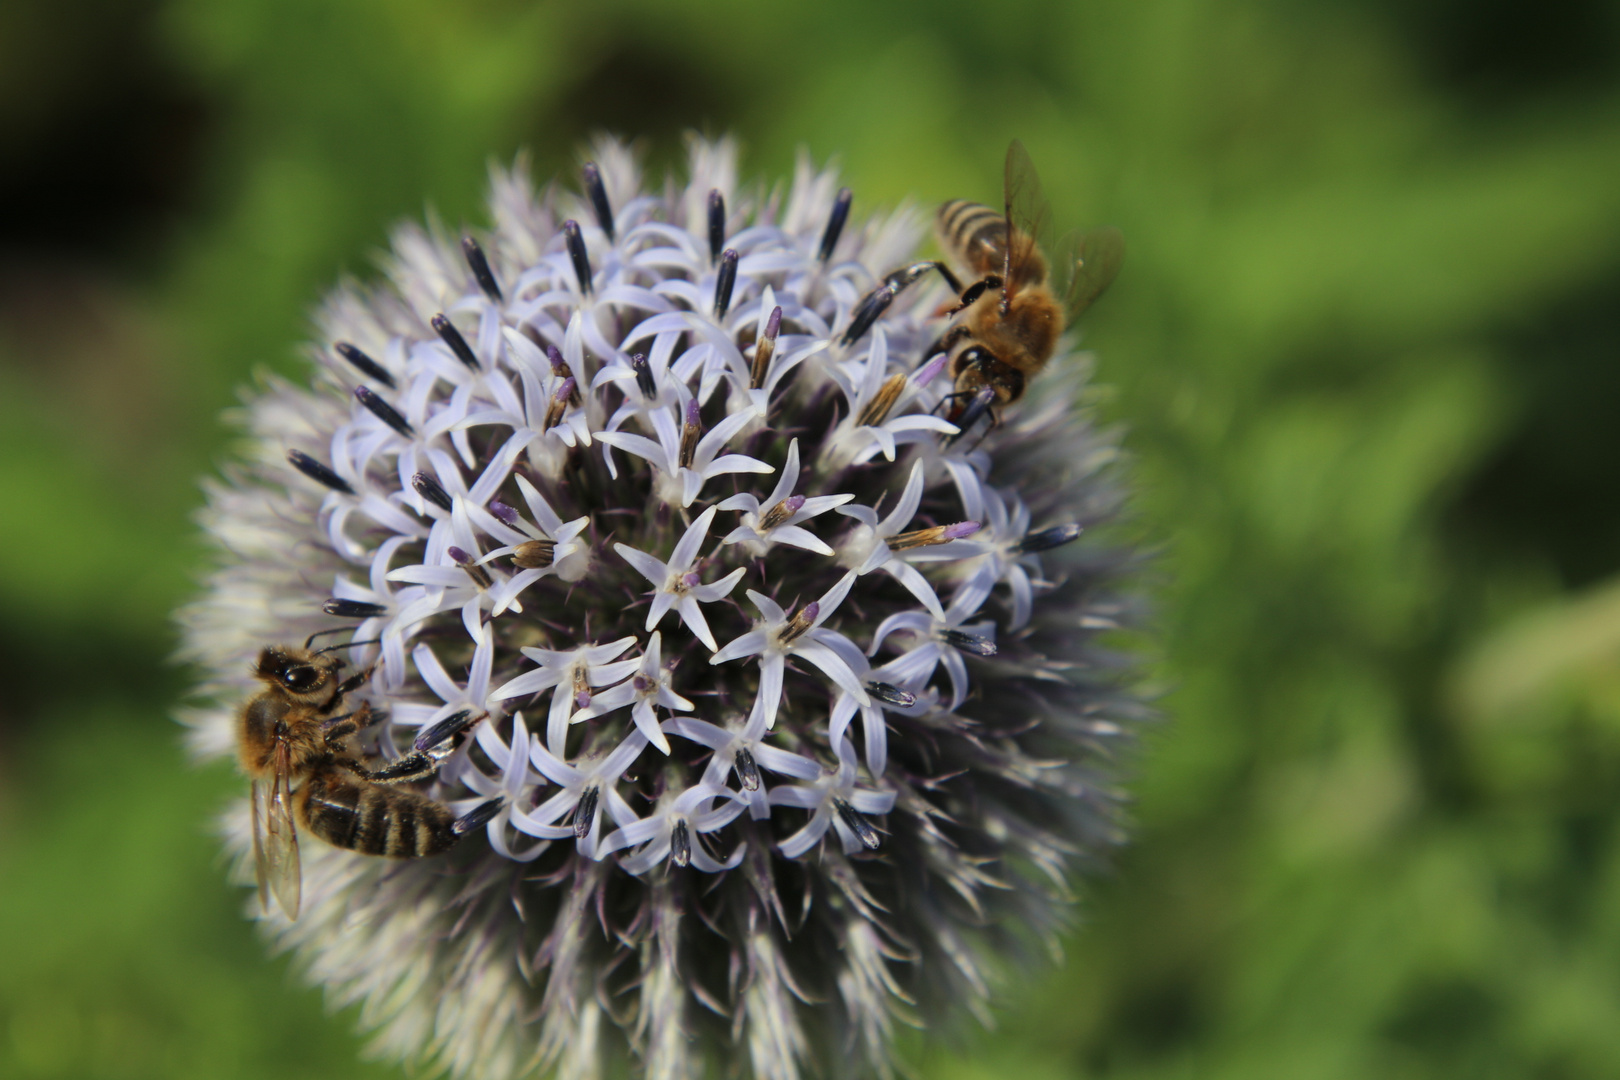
[769,736,897,858]
[570,630,693,754]
[835,460,952,618]
[719,438,853,556]
[599,782,748,874]
[614,505,745,651]
[595,397,773,506]
[511,728,648,859]
[489,637,641,755]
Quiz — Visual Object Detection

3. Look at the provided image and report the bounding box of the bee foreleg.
[841,260,962,347]
[334,665,377,698]
[320,702,372,748]
[943,274,1003,317]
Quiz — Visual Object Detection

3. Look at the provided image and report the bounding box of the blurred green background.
[4,0,1620,1077]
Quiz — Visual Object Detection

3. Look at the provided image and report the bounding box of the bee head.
[254,646,342,703]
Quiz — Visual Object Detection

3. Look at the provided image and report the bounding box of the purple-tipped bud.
[750,305,784,390]
[544,378,576,430]
[943,521,982,541]
[679,398,703,468]
[410,472,454,512]
[782,601,820,643]
[430,313,481,371]
[448,546,474,565]
[914,351,949,387]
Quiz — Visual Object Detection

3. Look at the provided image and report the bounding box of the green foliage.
[3,0,1620,1076]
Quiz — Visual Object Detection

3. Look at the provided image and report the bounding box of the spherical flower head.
[178,134,1145,1080]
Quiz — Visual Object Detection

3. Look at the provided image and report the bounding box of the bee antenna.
[309,635,384,655]
[303,627,349,648]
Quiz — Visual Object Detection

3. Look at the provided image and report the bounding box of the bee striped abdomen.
[937,200,1009,275]
[300,771,459,857]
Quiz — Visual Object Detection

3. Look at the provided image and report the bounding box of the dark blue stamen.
[287,450,354,495]
[627,352,656,400]
[410,471,454,512]
[323,598,386,618]
[942,629,997,656]
[818,187,852,262]
[835,799,882,850]
[562,220,593,295]
[713,248,739,319]
[670,819,692,867]
[354,386,415,437]
[461,237,503,303]
[707,189,726,264]
[735,747,761,791]
[1019,523,1084,553]
[574,785,600,839]
[452,798,503,836]
[334,342,395,389]
[430,314,481,371]
[866,681,917,708]
[582,162,615,243]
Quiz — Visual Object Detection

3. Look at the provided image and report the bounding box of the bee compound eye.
[283,666,321,692]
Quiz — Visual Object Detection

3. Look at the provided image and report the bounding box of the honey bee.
[841,140,1123,436]
[240,637,501,918]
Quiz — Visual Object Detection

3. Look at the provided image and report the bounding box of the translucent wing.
[253,740,302,918]
[1052,225,1124,319]
[1002,139,1052,296]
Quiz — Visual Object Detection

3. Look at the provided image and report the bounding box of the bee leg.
[321,702,373,747]
[922,323,973,363]
[333,665,377,698]
[350,709,486,784]
[841,260,963,347]
[944,386,998,446]
[942,275,1003,317]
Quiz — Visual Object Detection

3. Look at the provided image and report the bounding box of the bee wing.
[1002,139,1052,293]
[257,740,302,918]
[1052,225,1124,319]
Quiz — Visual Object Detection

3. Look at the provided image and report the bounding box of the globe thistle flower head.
[180,134,1143,1080]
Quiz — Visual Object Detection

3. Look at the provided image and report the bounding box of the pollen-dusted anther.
[780,601,820,645]
[1018,523,1084,553]
[856,373,908,428]
[888,520,981,551]
[562,220,593,295]
[834,798,882,850]
[573,784,600,839]
[449,546,493,590]
[706,188,725,263]
[759,494,806,531]
[489,500,520,527]
[734,746,761,791]
[543,345,581,404]
[678,398,703,469]
[581,162,615,243]
[354,386,415,437]
[670,819,692,867]
[430,314,482,372]
[511,538,556,569]
[942,628,997,656]
[750,305,782,389]
[627,352,656,400]
[573,666,591,710]
[460,237,503,303]
[334,342,395,389]
[818,187,853,262]
[409,471,454,513]
[866,681,917,708]
[544,377,576,430]
[323,598,387,618]
[713,248,739,319]
[286,449,354,495]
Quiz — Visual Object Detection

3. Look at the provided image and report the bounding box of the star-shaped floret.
[867,583,998,712]
[835,461,980,619]
[509,730,647,859]
[450,711,548,861]
[598,783,746,874]
[614,506,745,651]
[767,737,896,858]
[489,637,641,756]
[477,475,591,585]
[569,631,693,754]
[719,439,853,557]
[821,328,958,470]
[708,571,869,728]
[663,690,824,820]
[595,399,772,507]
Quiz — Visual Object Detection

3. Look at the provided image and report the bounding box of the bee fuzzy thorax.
[183,135,1140,1080]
